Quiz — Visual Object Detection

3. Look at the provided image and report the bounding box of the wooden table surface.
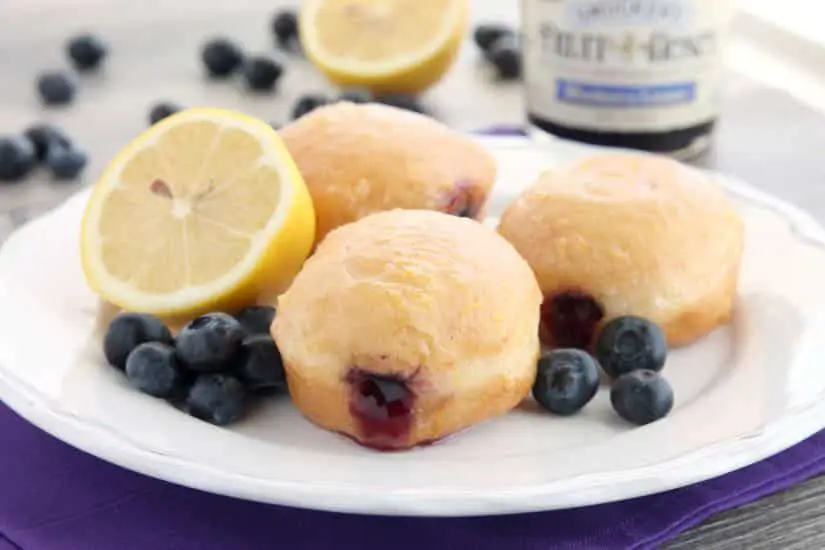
[2,1,825,548]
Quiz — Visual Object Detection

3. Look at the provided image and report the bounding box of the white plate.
[1,137,825,517]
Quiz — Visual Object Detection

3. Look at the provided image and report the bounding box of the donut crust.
[279,102,497,244]
[498,154,745,347]
[272,210,542,449]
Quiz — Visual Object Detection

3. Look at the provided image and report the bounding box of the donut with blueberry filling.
[498,153,744,349]
[279,102,496,245]
[272,209,541,451]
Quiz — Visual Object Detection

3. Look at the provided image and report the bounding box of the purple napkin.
[3,127,825,550]
[2,403,825,550]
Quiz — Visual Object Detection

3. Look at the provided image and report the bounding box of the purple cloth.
[2,403,825,550]
[3,127,825,549]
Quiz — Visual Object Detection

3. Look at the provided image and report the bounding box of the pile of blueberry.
[0,33,102,183]
[472,24,522,81]
[103,306,286,426]
[27,7,434,140]
[200,34,288,94]
[0,124,87,183]
[36,34,108,107]
[531,316,675,426]
[142,10,303,127]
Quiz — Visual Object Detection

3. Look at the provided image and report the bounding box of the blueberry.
[148,102,183,125]
[375,93,425,114]
[243,54,285,92]
[45,145,88,180]
[66,33,107,71]
[23,123,71,161]
[125,342,183,398]
[36,71,77,106]
[201,38,244,78]
[338,88,372,104]
[0,137,36,182]
[175,312,245,372]
[595,315,668,379]
[473,24,516,53]
[186,373,246,425]
[233,334,286,391]
[532,349,600,416]
[271,9,299,49]
[488,35,522,80]
[291,93,329,120]
[103,313,174,370]
[234,305,276,336]
[610,370,674,426]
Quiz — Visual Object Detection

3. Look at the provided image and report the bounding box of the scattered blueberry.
[610,370,674,426]
[291,93,329,120]
[66,33,108,71]
[36,71,77,106]
[125,342,183,398]
[0,137,36,182]
[375,93,425,114]
[338,87,373,104]
[532,349,600,416]
[186,373,246,425]
[45,145,88,180]
[234,305,276,336]
[148,101,183,125]
[23,123,71,161]
[201,37,244,78]
[473,24,516,53]
[175,312,245,372]
[271,9,299,49]
[233,334,286,392]
[595,316,668,379]
[488,34,522,80]
[243,54,285,91]
[103,313,173,370]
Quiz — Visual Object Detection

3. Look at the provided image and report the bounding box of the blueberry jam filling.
[345,368,415,450]
[540,291,605,349]
[443,181,480,218]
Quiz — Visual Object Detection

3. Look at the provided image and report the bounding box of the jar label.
[522,0,733,132]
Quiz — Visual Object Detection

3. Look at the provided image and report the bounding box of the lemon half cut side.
[80,107,316,319]
[300,0,470,95]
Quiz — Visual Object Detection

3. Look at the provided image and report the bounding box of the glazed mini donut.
[272,209,542,451]
[279,102,497,244]
[497,153,745,349]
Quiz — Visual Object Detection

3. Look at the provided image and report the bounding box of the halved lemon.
[80,107,316,319]
[300,0,470,95]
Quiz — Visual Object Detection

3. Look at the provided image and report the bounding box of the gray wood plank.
[668,473,825,549]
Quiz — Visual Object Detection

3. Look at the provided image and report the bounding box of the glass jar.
[521,0,734,159]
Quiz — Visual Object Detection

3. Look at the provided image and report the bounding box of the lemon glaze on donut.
[279,102,497,244]
[272,209,542,450]
[498,153,745,348]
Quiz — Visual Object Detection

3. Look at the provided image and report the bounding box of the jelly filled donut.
[272,209,542,450]
[279,102,497,244]
[498,153,745,349]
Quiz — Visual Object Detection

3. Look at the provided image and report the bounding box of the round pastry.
[272,209,542,450]
[279,102,497,244]
[497,153,745,349]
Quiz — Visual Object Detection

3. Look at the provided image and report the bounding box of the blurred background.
[0,0,823,231]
